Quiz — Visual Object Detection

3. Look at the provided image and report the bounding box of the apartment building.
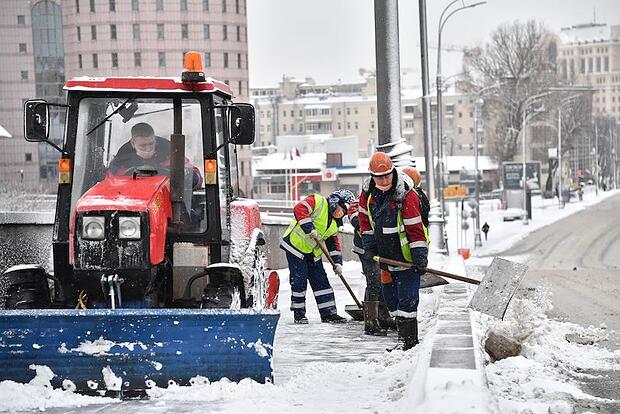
[251,76,481,161]
[0,0,251,194]
[557,23,620,119]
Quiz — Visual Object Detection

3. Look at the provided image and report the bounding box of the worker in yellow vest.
[280,189,355,324]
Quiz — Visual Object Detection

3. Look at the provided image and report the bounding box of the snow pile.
[474,287,620,413]
[0,365,116,412]
[145,348,423,413]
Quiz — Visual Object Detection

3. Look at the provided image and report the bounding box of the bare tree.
[464,20,556,164]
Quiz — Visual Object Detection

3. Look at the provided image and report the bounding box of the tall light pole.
[521,92,550,225]
[436,0,485,240]
[473,97,483,247]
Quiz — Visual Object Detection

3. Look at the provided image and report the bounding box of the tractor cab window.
[71,97,208,233]
[214,105,240,205]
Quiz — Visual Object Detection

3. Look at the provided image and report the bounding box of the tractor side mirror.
[24,99,49,142]
[229,103,255,146]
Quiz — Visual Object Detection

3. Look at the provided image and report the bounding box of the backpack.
[415,187,430,228]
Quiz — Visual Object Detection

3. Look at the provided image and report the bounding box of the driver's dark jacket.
[108,136,202,188]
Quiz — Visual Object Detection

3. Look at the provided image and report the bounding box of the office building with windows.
[0,0,250,193]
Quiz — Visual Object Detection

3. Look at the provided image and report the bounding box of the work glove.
[411,247,428,272]
[333,263,343,276]
[309,229,322,242]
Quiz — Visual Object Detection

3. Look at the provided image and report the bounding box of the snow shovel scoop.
[313,237,363,320]
[373,256,528,319]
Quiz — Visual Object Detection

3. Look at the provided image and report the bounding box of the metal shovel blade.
[468,257,528,319]
[345,304,364,321]
[421,273,449,289]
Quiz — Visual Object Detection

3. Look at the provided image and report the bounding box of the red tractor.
[0,52,279,394]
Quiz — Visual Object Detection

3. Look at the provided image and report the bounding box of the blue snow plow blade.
[0,308,279,392]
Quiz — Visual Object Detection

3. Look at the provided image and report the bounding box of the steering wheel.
[123,164,171,177]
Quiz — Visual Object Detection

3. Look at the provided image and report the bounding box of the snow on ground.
[1,187,619,413]
[473,286,620,414]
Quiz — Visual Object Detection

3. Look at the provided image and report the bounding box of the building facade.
[251,76,482,162]
[0,0,251,194]
[557,23,620,119]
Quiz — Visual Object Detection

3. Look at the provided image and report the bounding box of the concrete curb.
[411,256,499,413]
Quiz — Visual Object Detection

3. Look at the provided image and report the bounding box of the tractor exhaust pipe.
[170,98,185,225]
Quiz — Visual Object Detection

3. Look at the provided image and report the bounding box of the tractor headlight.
[82,216,105,240]
[119,217,141,240]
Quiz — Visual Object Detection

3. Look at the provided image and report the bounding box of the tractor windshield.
[70,97,207,232]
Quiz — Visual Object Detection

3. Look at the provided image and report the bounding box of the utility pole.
[417,0,445,253]
[473,98,483,247]
[373,0,413,165]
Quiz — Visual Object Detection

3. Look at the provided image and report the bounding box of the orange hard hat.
[368,152,394,177]
[402,166,422,186]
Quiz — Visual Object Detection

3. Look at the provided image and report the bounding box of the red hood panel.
[76,176,170,212]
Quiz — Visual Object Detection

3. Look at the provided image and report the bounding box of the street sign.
[322,168,337,181]
[502,162,542,190]
[444,185,466,198]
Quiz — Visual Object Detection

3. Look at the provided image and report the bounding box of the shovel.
[373,256,528,319]
[313,237,363,313]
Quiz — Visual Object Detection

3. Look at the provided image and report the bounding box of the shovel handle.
[372,256,480,285]
[314,236,363,308]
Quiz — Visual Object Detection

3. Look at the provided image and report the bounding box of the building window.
[223,52,228,68]
[17,15,25,25]
[90,0,95,12]
[354,107,358,114]
[134,52,141,67]
[111,52,118,68]
[604,56,609,72]
[204,52,211,67]
[91,25,97,40]
[203,0,209,10]
[222,0,226,12]
[158,52,166,67]
[156,0,163,10]
[469,127,474,133]
[109,0,115,11]
[298,124,303,132]
[236,25,241,41]
[346,122,351,129]
[181,24,188,39]
[133,24,140,40]
[21,70,28,80]
[92,53,98,68]
[580,58,585,74]
[588,57,593,73]
[370,121,375,129]
[181,0,188,10]
[458,127,462,134]
[235,0,240,13]
[76,26,81,41]
[19,43,27,53]
[354,121,359,129]
[237,53,242,68]
[25,153,32,162]
[110,24,117,40]
[238,80,243,95]
[337,122,342,130]
[76,0,80,13]
[283,124,287,132]
[154,24,163,39]
[203,24,210,39]
[458,112,462,118]
[223,25,228,40]
[78,54,83,68]
[132,0,139,11]
[596,56,601,72]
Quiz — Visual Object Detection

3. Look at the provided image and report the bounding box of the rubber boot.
[294,311,308,324]
[321,313,348,323]
[400,317,419,351]
[363,301,387,336]
[378,303,397,331]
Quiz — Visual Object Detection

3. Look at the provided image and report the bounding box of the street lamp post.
[521,92,550,225]
[436,0,486,245]
[473,98,483,247]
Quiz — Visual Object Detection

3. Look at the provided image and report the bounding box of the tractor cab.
[17,52,268,310]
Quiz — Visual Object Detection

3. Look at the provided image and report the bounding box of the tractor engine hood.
[70,175,172,265]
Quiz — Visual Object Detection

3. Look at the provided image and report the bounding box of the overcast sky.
[246,0,620,88]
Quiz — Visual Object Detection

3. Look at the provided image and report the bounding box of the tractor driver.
[108,122,203,189]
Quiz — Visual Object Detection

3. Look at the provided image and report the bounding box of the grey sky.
[247,0,620,88]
